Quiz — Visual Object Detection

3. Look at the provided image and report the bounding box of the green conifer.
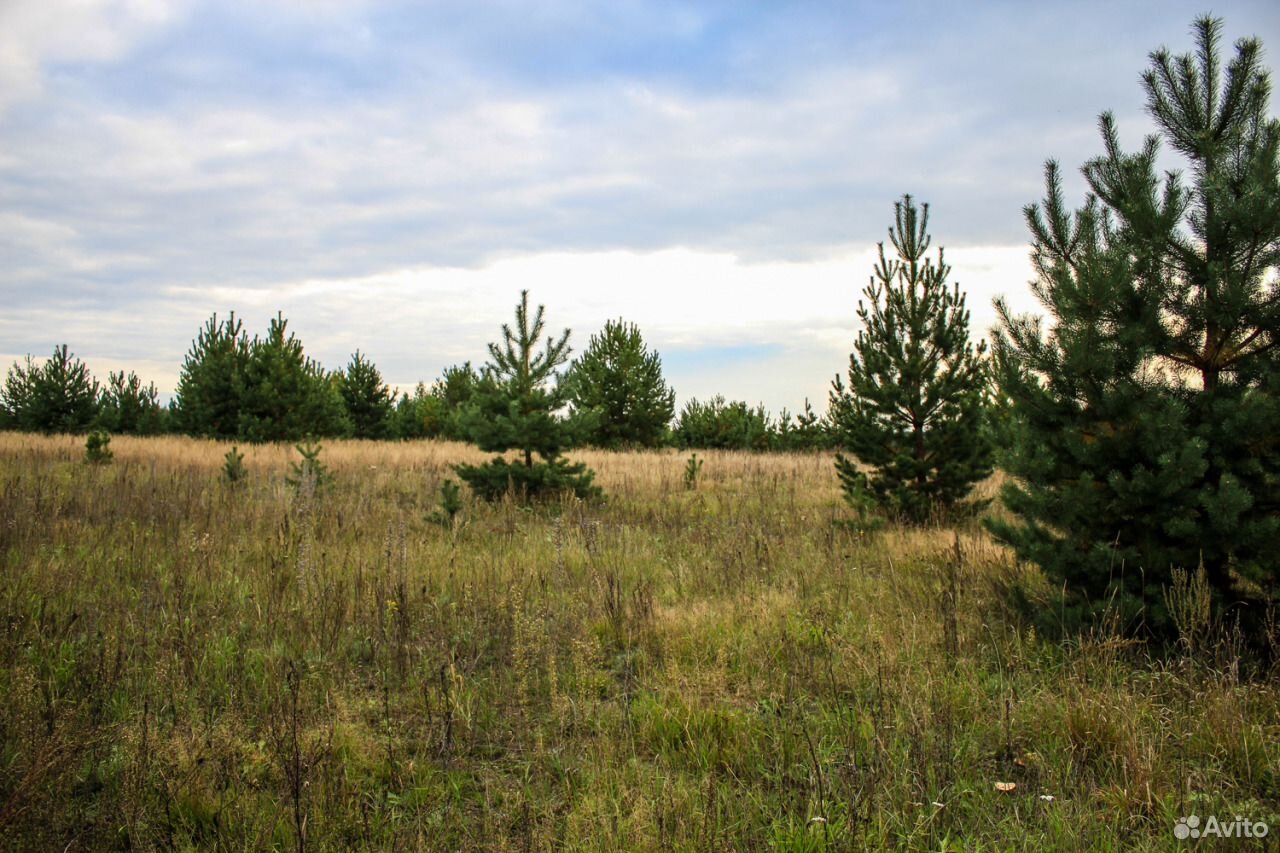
[339,350,393,439]
[989,17,1280,635]
[174,313,249,438]
[829,196,993,523]
[237,314,350,442]
[566,319,675,448]
[2,346,100,434]
[454,291,600,502]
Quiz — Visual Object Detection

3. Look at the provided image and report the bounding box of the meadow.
[0,433,1276,852]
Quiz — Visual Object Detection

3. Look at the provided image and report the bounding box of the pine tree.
[989,17,1280,636]
[431,362,483,439]
[174,313,249,438]
[671,396,771,450]
[433,362,480,410]
[1,345,100,433]
[84,430,113,464]
[97,371,165,435]
[1,357,37,432]
[389,383,446,440]
[236,313,350,442]
[339,350,393,439]
[773,399,833,451]
[286,438,332,491]
[223,446,247,483]
[454,290,600,502]
[829,196,993,523]
[566,319,676,448]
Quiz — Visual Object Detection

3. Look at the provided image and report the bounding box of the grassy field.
[0,433,1277,852]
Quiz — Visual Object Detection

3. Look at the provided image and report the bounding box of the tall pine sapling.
[174,313,249,438]
[830,195,993,523]
[238,313,351,442]
[989,17,1280,637]
[340,350,393,439]
[454,290,600,502]
[566,319,675,448]
[37,346,101,434]
[97,370,165,435]
[2,346,100,434]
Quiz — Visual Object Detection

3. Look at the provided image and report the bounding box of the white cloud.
[0,0,187,112]
[0,58,970,306]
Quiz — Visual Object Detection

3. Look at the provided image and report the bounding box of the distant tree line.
[1,313,839,451]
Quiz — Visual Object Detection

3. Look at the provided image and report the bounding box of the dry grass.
[0,432,1275,852]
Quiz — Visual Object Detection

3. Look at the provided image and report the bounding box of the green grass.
[0,434,1276,851]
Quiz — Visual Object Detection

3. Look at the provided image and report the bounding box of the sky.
[2,0,1278,415]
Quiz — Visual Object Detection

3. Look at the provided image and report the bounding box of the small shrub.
[683,452,703,490]
[84,430,113,464]
[286,439,331,491]
[835,466,884,534]
[223,446,247,483]
[431,478,464,527]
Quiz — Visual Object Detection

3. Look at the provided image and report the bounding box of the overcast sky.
[2,1,1277,414]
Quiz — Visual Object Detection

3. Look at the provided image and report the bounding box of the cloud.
[0,54,1014,311]
[0,0,187,112]
[2,59,913,312]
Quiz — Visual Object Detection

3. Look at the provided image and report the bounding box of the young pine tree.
[0,359,30,430]
[223,446,247,483]
[1,345,100,433]
[431,362,483,439]
[566,319,676,448]
[989,17,1280,636]
[454,290,600,502]
[174,313,249,438]
[84,430,113,464]
[388,383,447,440]
[829,196,993,523]
[671,396,772,450]
[339,350,393,439]
[773,399,832,451]
[433,362,480,410]
[97,370,165,435]
[286,439,332,491]
[237,313,351,442]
